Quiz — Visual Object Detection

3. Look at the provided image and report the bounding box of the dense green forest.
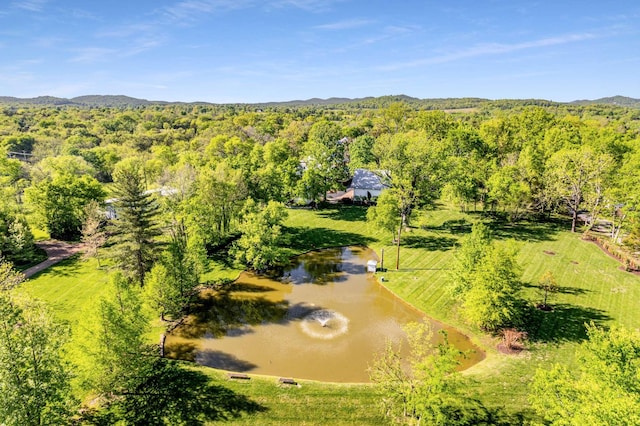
[1,97,640,425]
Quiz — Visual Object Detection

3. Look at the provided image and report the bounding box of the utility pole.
[395,212,406,270]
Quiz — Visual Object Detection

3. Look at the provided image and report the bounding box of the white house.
[348,169,389,202]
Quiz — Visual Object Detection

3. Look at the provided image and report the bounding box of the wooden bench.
[228,373,250,380]
[278,377,297,385]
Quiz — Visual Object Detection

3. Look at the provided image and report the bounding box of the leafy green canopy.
[530,323,640,425]
[369,322,488,425]
[450,223,524,332]
[231,199,289,271]
[0,259,76,426]
[24,173,105,240]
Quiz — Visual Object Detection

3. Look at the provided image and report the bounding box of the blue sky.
[1,0,638,103]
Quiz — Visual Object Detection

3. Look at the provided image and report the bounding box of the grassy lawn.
[194,368,385,425]
[17,256,112,325]
[16,204,640,423]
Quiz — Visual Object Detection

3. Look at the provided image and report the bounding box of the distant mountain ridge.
[0,94,638,108]
[569,95,640,108]
[0,95,160,107]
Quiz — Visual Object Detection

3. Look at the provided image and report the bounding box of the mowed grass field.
[17,204,640,423]
[18,256,112,325]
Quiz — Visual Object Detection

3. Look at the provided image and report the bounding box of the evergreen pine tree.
[109,162,161,286]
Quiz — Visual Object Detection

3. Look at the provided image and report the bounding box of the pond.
[165,246,484,383]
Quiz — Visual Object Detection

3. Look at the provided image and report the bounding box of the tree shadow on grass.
[422,219,473,235]
[29,254,83,278]
[209,246,235,269]
[525,303,611,343]
[523,283,591,296]
[444,398,534,426]
[284,226,374,251]
[487,220,561,243]
[402,234,457,251]
[82,359,267,425]
[315,205,369,222]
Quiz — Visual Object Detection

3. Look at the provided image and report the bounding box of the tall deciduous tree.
[248,138,299,202]
[366,190,401,242]
[461,242,523,332]
[450,223,523,332]
[25,173,105,240]
[546,146,613,232]
[348,134,377,173]
[373,130,446,268]
[487,165,531,221]
[449,222,493,299]
[188,161,246,248]
[231,200,288,271]
[607,149,640,245]
[79,272,260,425]
[109,161,161,286]
[145,221,205,321]
[0,208,38,266]
[298,120,348,203]
[440,123,490,212]
[83,273,156,395]
[369,322,481,425]
[81,200,107,267]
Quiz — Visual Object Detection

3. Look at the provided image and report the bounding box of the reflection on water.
[165,246,484,383]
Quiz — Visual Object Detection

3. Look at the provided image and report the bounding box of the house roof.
[350,169,389,191]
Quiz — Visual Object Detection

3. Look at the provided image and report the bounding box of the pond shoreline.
[166,245,485,382]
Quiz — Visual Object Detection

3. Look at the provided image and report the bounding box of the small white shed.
[367,259,378,273]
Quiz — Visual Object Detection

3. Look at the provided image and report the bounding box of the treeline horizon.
[1,93,639,109]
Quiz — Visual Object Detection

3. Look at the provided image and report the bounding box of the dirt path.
[22,240,84,278]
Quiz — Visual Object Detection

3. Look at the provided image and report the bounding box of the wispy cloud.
[319,24,421,55]
[122,37,165,57]
[358,24,421,45]
[94,21,167,59]
[162,0,342,23]
[69,47,116,63]
[314,18,374,30]
[11,0,48,12]
[32,36,65,48]
[96,23,157,39]
[379,32,597,71]
[162,0,250,23]
[70,8,101,21]
[269,0,344,13]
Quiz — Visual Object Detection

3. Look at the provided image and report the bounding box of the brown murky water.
[165,246,484,382]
